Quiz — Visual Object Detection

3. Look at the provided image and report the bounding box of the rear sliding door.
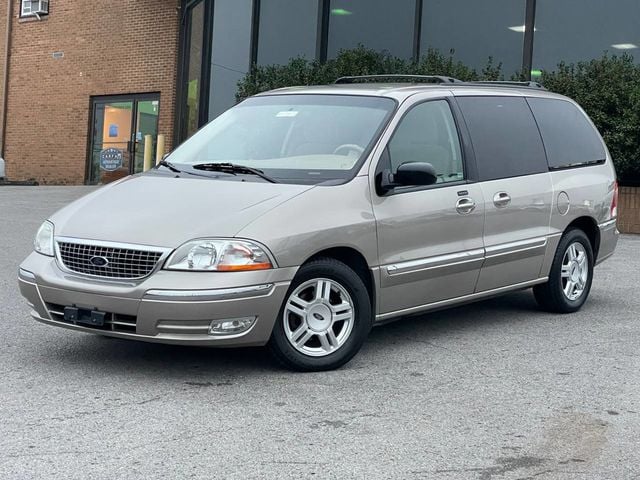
[456,95,553,291]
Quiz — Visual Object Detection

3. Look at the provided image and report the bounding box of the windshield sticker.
[276,111,299,118]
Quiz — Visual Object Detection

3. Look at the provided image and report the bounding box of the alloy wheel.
[561,242,589,301]
[283,278,355,357]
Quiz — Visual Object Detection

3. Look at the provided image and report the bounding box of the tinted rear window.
[457,96,548,181]
[527,97,606,169]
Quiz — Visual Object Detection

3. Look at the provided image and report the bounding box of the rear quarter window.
[456,96,548,181]
[527,97,606,169]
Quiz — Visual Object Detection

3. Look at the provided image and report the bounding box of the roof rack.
[333,76,546,90]
[461,81,546,90]
[334,74,463,84]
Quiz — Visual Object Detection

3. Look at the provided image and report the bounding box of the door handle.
[493,192,511,208]
[456,197,476,215]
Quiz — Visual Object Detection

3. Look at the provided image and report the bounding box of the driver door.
[371,98,485,317]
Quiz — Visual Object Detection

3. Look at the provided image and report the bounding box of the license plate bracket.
[63,307,107,327]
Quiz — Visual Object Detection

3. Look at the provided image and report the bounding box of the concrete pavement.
[1,186,639,479]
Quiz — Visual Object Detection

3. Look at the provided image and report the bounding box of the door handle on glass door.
[493,192,511,208]
[456,197,476,215]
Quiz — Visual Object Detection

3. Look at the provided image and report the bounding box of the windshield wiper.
[157,160,218,179]
[192,163,278,183]
[157,160,182,173]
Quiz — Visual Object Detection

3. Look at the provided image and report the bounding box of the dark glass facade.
[533,0,640,72]
[257,0,320,65]
[177,0,640,141]
[421,0,526,76]
[327,0,417,59]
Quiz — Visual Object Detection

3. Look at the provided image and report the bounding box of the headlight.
[34,221,55,257]
[164,239,274,272]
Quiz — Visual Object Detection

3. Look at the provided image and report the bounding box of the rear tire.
[268,258,372,372]
[534,228,594,313]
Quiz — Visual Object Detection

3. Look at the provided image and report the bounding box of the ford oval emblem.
[89,256,109,267]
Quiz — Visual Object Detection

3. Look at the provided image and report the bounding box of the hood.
[50,174,313,247]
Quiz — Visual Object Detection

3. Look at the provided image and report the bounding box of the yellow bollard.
[143,134,153,172]
[156,134,166,165]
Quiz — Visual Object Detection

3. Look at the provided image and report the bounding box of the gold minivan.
[19,77,619,371]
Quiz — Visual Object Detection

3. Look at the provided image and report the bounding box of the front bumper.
[18,252,296,347]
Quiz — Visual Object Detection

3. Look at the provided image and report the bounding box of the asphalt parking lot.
[1,186,639,479]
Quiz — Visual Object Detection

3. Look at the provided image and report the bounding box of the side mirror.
[379,162,438,193]
[395,162,438,186]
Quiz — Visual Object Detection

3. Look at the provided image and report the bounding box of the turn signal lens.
[611,181,619,218]
[217,243,272,271]
[165,239,274,272]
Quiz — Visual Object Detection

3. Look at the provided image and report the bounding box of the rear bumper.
[596,218,619,265]
[18,252,296,347]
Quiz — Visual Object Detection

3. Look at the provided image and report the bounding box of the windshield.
[168,94,396,184]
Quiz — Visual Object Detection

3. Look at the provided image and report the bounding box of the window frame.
[375,96,478,197]
[20,0,49,18]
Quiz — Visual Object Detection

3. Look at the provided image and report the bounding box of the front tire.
[268,258,372,372]
[534,228,594,313]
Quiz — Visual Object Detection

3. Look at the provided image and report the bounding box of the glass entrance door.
[88,94,160,184]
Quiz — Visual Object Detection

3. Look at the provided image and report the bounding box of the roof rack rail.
[335,74,463,85]
[465,80,546,90]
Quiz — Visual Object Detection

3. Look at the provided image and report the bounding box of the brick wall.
[618,186,640,234]
[0,0,7,150]
[2,0,180,184]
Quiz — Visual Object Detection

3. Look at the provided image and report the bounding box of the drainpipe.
[0,0,13,177]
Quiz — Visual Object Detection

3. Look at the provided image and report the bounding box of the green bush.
[237,48,640,185]
[237,46,504,99]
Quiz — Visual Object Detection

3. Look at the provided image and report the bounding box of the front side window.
[168,94,396,184]
[457,96,548,181]
[387,100,464,184]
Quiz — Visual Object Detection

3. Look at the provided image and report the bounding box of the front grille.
[47,303,137,333]
[57,241,164,279]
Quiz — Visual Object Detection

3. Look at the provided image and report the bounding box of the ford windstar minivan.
[19,76,619,371]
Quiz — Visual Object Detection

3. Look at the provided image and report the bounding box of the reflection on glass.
[134,101,160,174]
[90,102,133,184]
[89,98,160,184]
[208,0,253,120]
[170,95,395,184]
[258,0,319,65]
[327,0,416,59]
[421,0,526,76]
[185,1,205,138]
[534,0,640,72]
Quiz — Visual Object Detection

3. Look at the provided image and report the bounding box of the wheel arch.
[565,216,600,259]
[304,247,377,313]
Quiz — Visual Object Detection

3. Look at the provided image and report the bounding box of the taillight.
[611,181,619,218]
